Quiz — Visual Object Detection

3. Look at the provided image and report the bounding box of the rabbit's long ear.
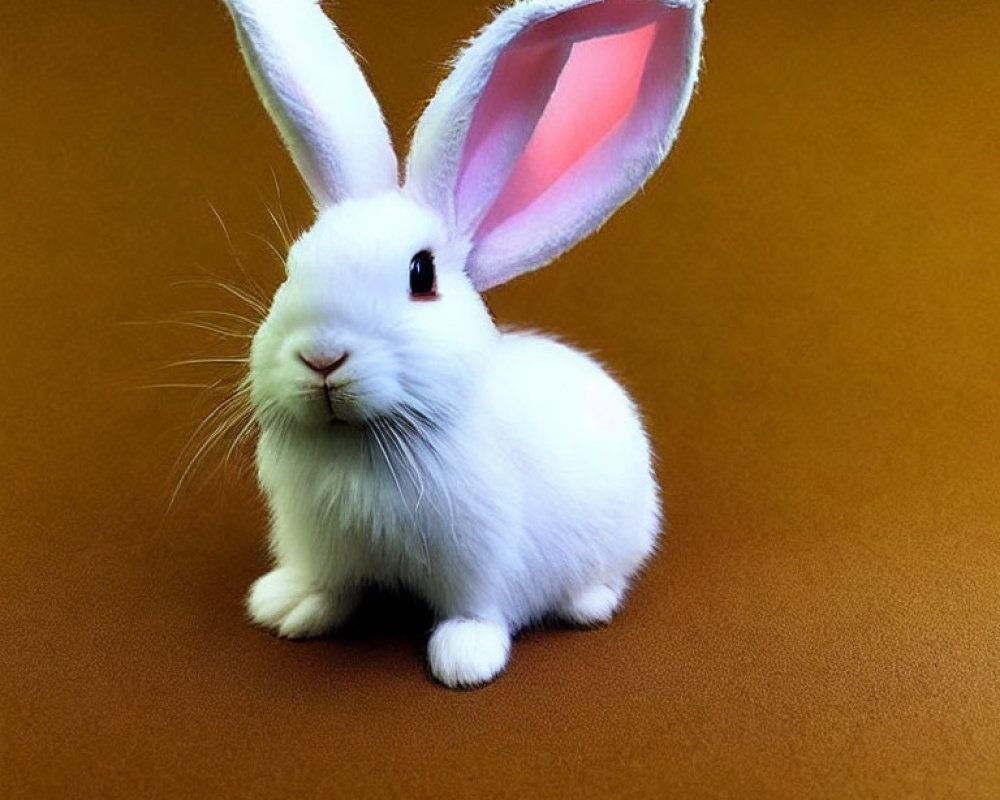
[405,0,704,291]
[222,0,398,207]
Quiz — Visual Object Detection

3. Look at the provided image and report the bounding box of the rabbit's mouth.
[320,384,367,428]
[321,385,339,421]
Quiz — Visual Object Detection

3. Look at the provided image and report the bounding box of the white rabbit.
[220,0,704,687]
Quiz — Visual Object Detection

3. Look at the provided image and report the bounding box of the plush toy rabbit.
[220,0,704,687]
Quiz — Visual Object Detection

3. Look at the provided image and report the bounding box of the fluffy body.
[248,194,658,687]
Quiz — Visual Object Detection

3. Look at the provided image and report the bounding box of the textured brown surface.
[2,1,999,798]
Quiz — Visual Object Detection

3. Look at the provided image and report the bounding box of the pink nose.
[299,351,349,378]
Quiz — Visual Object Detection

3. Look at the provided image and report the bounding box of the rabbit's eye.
[409,249,437,300]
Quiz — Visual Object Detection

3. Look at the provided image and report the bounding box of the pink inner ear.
[477,23,657,236]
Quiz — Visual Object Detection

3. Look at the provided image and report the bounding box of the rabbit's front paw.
[428,617,511,689]
[246,567,353,639]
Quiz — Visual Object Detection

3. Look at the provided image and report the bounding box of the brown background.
[2,1,999,797]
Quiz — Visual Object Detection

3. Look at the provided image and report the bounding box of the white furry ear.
[222,0,398,206]
[405,0,704,291]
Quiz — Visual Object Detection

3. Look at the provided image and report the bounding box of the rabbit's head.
[249,192,493,428]
[225,0,704,429]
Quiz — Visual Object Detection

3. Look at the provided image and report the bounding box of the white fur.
[428,619,511,688]
[222,0,397,206]
[217,0,706,687]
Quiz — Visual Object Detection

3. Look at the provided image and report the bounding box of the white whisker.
[207,202,270,303]
[172,278,269,318]
[249,231,288,270]
[270,168,295,247]
[127,382,219,391]
[161,357,249,369]
[167,391,253,513]
[119,318,253,339]
[183,309,261,328]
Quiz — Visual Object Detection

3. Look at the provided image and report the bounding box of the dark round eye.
[409,249,437,299]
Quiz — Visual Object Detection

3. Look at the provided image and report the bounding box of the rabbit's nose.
[299,351,349,378]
